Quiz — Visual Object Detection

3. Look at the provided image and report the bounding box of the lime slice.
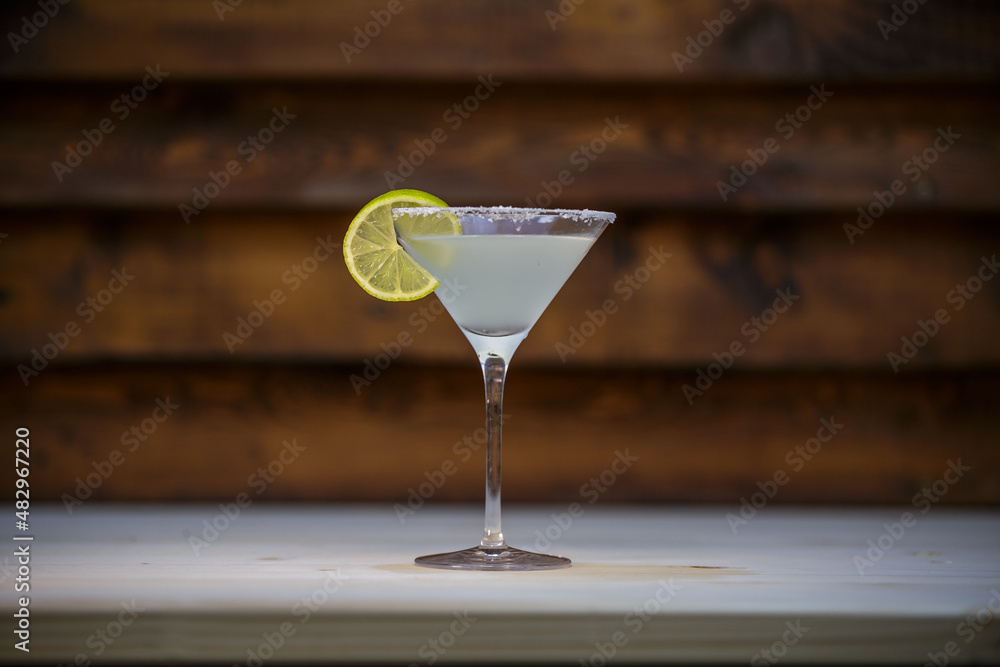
[343,189,459,301]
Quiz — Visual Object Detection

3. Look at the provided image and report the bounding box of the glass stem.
[480,354,507,548]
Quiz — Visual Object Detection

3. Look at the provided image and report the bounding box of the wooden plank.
[5,505,999,664]
[1,211,998,367]
[2,365,997,504]
[1,0,997,81]
[0,83,998,209]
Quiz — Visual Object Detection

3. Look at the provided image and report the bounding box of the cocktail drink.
[342,193,615,570]
[393,206,614,570]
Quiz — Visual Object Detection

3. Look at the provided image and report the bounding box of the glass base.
[415,544,571,571]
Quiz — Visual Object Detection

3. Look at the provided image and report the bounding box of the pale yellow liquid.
[401,234,595,336]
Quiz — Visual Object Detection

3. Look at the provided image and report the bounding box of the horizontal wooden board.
[1,211,998,367]
[0,83,998,209]
[8,506,1000,664]
[1,364,998,505]
[1,0,997,81]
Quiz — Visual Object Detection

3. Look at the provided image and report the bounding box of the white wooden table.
[5,504,999,664]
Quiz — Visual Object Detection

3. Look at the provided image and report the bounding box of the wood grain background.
[1,0,998,505]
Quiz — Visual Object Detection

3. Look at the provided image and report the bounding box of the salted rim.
[393,205,616,224]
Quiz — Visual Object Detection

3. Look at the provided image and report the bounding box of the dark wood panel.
[1,0,997,81]
[1,211,998,368]
[1,364,997,505]
[1,83,998,209]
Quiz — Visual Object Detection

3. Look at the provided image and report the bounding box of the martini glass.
[392,206,615,570]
